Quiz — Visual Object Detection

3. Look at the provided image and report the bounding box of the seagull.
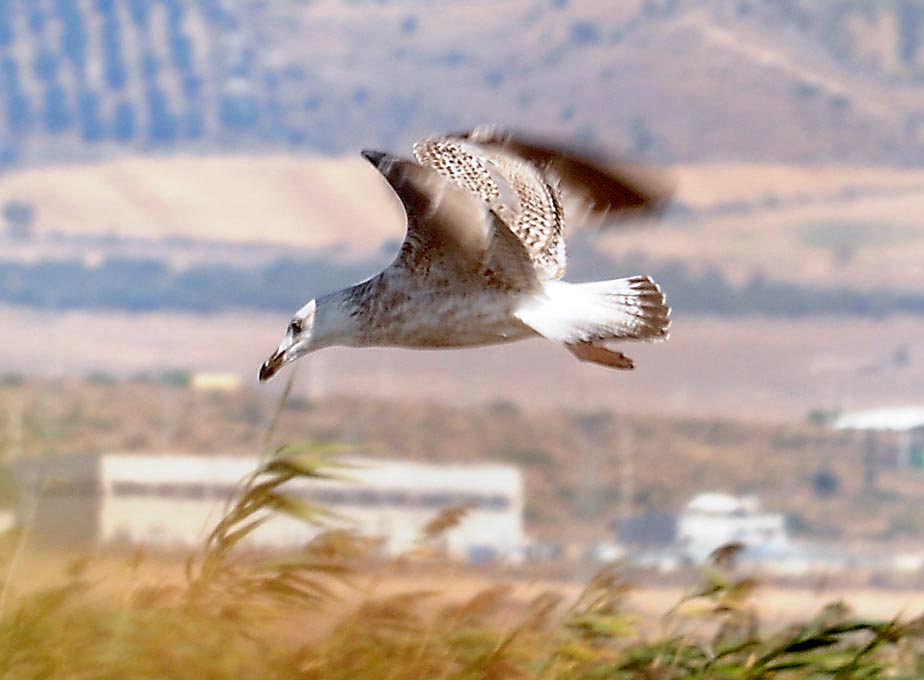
[259,127,671,382]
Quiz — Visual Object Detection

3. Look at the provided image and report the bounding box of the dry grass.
[0,451,922,679]
[1,381,921,676]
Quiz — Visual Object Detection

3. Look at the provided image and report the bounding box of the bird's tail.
[516,277,670,369]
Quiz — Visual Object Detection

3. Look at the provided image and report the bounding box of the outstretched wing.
[414,127,672,281]
[456,126,672,222]
[361,150,539,293]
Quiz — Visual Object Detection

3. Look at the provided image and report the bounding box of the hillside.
[0,0,924,168]
[2,154,923,296]
[0,155,403,250]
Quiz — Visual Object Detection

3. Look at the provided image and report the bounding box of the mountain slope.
[0,0,922,168]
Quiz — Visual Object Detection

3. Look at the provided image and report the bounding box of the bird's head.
[259,299,319,382]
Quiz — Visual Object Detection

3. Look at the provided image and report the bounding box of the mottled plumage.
[413,135,567,280]
[259,127,671,382]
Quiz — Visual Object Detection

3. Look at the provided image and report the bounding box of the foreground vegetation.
[4,556,923,679]
[1,442,922,679]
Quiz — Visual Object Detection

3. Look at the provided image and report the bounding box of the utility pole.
[863,429,878,492]
[577,412,607,521]
[617,416,634,536]
[160,381,176,446]
[40,384,58,456]
[7,396,23,462]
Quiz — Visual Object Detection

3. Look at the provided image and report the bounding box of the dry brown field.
[4,546,923,631]
[5,305,922,423]
[2,156,923,291]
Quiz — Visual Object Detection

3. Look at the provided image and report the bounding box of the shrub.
[811,467,841,498]
[508,448,553,468]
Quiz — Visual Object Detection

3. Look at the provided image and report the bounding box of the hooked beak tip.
[259,352,284,382]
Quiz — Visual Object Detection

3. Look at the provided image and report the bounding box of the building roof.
[832,407,924,432]
[683,492,759,515]
[17,453,524,496]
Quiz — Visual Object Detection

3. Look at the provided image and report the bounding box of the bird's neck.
[313,281,375,348]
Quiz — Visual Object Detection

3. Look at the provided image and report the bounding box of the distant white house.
[0,510,13,534]
[191,373,242,392]
[14,453,525,563]
[832,407,924,432]
[677,492,789,563]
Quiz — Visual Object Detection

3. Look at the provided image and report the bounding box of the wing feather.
[456,126,673,222]
[361,150,539,293]
[414,136,567,280]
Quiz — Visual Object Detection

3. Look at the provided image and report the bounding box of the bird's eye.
[288,319,302,335]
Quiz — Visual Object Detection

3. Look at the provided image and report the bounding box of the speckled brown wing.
[451,126,672,223]
[413,135,568,281]
[414,128,671,281]
[360,150,540,294]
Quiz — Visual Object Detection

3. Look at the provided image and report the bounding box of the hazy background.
[2,0,924,553]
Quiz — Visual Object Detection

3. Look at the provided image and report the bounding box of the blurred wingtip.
[360,149,387,166]
[450,125,675,226]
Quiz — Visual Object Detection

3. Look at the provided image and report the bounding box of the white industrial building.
[677,492,789,564]
[832,406,924,471]
[14,453,525,562]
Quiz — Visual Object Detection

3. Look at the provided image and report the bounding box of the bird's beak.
[259,349,285,382]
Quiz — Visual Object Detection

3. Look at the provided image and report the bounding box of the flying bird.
[259,127,671,382]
